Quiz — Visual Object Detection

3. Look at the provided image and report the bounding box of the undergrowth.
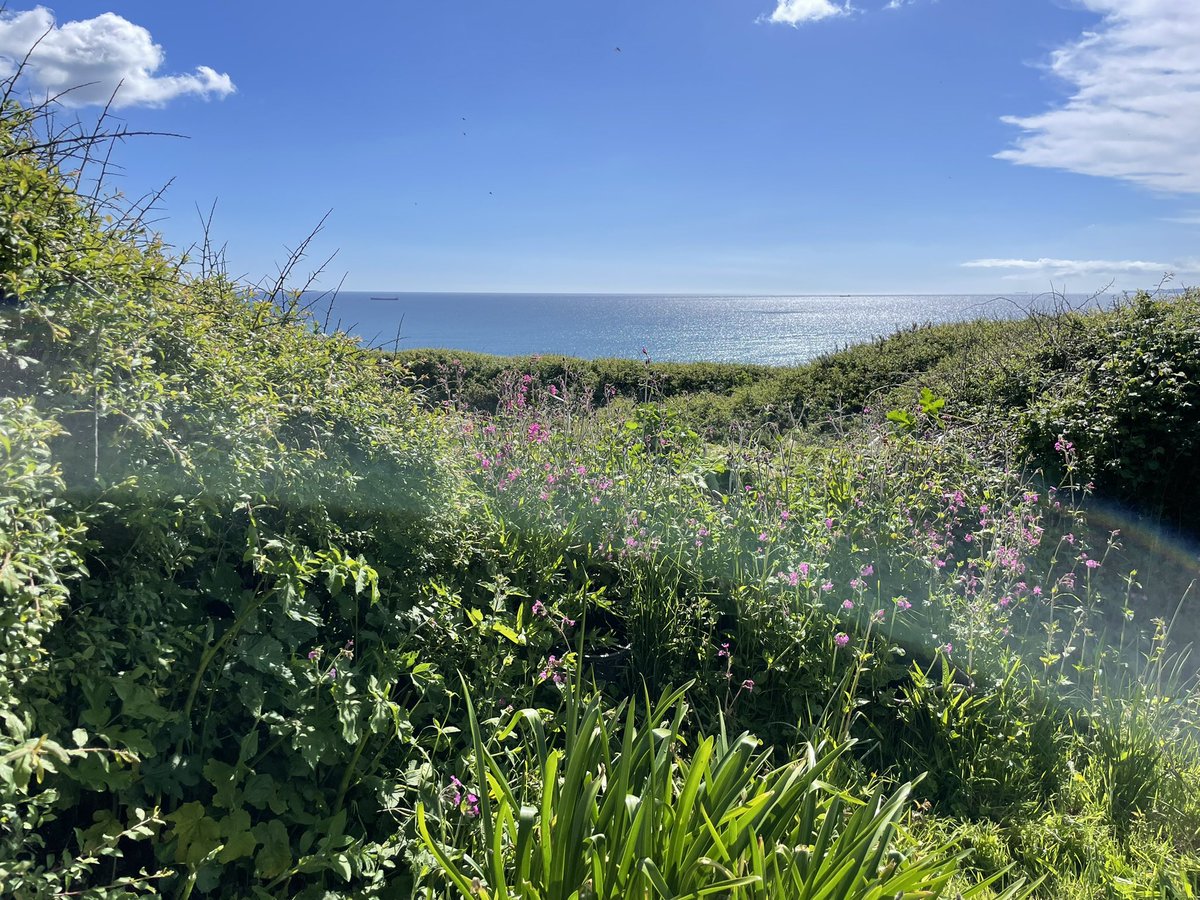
[2,88,1199,898]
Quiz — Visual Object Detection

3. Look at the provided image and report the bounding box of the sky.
[1,0,1198,294]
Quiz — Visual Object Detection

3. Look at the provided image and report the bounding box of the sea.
[304,291,1119,366]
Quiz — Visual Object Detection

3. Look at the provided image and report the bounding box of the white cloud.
[764,0,851,26]
[996,0,1200,194]
[962,257,1198,280]
[0,6,234,108]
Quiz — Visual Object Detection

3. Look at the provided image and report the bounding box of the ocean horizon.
[306,290,1122,365]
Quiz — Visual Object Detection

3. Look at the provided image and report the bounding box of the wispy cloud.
[962,257,1197,280]
[763,0,852,26]
[0,6,235,108]
[996,0,1200,194]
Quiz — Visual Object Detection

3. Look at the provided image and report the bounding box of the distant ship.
[370,295,400,301]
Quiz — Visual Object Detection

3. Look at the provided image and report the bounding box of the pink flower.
[860,564,874,577]
[834,633,850,648]
[718,642,730,658]
[895,598,912,611]
[1085,559,1100,569]
[532,600,547,617]
[842,599,855,610]
[741,679,755,692]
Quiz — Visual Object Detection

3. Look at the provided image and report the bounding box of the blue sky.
[1,0,1198,293]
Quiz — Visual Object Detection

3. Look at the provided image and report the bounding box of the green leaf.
[253,819,293,879]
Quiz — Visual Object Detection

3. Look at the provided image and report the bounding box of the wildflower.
[780,509,791,522]
[449,775,464,806]
[895,597,912,611]
[834,633,850,648]
[718,642,730,658]
[842,599,855,611]
[758,532,769,543]
[939,643,953,656]
[872,609,886,623]
[787,570,800,587]
[1085,559,1100,569]
[849,577,865,590]
[465,792,481,817]
[860,564,874,577]
[798,562,811,578]
[548,384,558,396]
[307,648,322,661]
[531,600,547,617]
[824,518,834,530]
[821,581,834,592]
[1032,586,1043,596]
[741,679,755,692]
[327,667,338,680]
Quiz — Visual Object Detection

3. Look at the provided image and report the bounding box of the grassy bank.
[3,91,1200,899]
